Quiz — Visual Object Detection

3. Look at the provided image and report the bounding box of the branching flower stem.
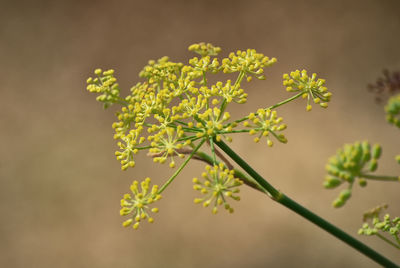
[218,71,245,120]
[158,139,206,194]
[88,43,398,264]
[193,149,264,192]
[157,139,264,191]
[214,139,399,268]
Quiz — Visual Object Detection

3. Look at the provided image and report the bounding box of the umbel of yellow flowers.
[86,42,331,229]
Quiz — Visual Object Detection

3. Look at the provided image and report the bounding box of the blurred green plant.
[386,94,400,128]
[324,141,398,208]
[86,42,398,267]
[321,72,400,252]
[359,204,400,250]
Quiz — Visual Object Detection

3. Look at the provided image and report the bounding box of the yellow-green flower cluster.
[243,109,287,146]
[359,214,400,237]
[324,141,382,208]
[139,56,184,84]
[283,70,331,111]
[193,164,243,214]
[189,55,220,75]
[148,126,188,168]
[115,128,144,170]
[361,204,388,222]
[86,43,332,230]
[87,43,282,172]
[385,94,400,128]
[212,80,247,104]
[358,206,400,249]
[196,107,233,140]
[222,49,276,81]
[120,178,161,230]
[86,69,121,109]
[188,42,221,57]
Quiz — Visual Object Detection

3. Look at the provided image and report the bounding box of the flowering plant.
[322,69,400,252]
[86,43,398,267]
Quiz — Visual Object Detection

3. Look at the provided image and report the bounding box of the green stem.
[234,71,245,87]
[218,99,227,121]
[361,174,399,182]
[208,138,217,165]
[116,99,130,106]
[177,135,200,142]
[394,233,400,247]
[180,127,203,133]
[376,233,400,250]
[267,91,304,110]
[174,120,188,126]
[217,70,244,119]
[217,70,244,120]
[214,139,399,268]
[158,138,206,194]
[134,146,153,150]
[214,139,280,199]
[219,129,250,134]
[202,71,207,86]
[194,150,264,192]
[232,92,304,125]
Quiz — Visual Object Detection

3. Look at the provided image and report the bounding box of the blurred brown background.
[1,0,400,267]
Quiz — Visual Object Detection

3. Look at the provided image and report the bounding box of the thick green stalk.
[214,139,399,268]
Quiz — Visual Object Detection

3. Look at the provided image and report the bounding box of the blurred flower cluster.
[324,141,382,208]
[368,69,400,103]
[385,94,400,129]
[358,204,400,249]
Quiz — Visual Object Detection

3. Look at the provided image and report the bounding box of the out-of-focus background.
[1,0,400,267]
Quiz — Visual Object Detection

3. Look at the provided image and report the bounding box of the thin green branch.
[219,71,245,119]
[208,138,218,165]
[214,139,399,268]
[376,233,400,250]
[394,233,400,247]
[361,174,399,182]
[218,99,227,121]
[193,150,265,192]
[134,145,153,150]
[177,135,201,142]
[116,98,130,106]
[267,91,304,110]
[279,195,399,267]
[158,138,206,194]
[234,71,245,87]
[219,129,250,134]
[174,120,188,126]
[232,92,304,125]
[214,139,281,199]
